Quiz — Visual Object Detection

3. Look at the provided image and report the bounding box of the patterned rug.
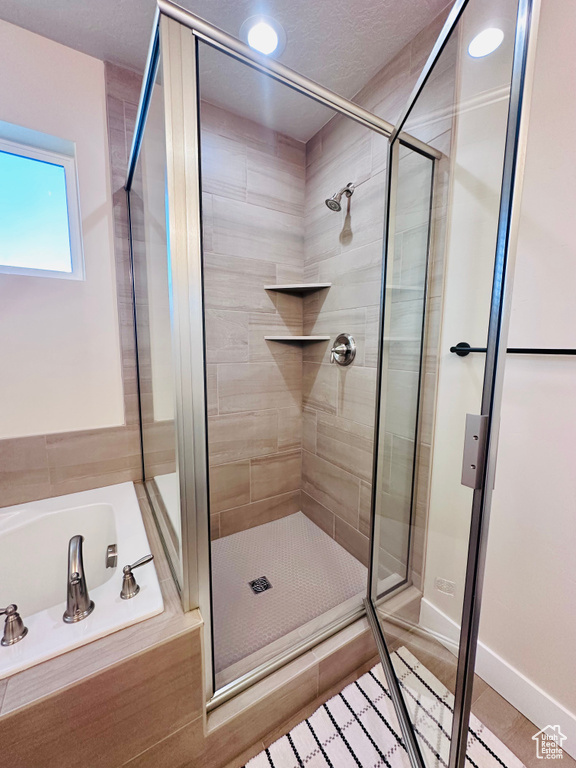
[246,646,525,768]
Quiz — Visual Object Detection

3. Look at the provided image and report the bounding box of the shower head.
[325,182,355,212]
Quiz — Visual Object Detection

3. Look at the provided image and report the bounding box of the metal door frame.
[125,0,444,707]
[125,0,539,729]
[366,1,542,767]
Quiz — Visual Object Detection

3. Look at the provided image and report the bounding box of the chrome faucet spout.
[63,535,95,623]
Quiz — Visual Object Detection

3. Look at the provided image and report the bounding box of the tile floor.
[211,512,367,684]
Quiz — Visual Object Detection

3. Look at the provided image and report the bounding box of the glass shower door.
[366,0,536,766]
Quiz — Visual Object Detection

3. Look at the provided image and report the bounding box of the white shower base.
[211,511,367,684]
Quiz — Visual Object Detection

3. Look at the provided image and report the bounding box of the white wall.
[0,20,124,438]
[481,0,576,734]
[423,0,576,747]
[423,0,516,621]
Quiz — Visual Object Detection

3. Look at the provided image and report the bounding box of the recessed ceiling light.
[248,22,278,54]
[468,28,504,58]
[240,16,286,57]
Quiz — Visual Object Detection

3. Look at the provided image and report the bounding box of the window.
[0,128,84,279]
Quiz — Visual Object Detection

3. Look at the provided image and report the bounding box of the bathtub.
[0,482,163,679]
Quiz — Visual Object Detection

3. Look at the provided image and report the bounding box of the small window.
[0,131,84,280]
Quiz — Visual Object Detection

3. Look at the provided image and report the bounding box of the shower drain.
[249,576,272,594]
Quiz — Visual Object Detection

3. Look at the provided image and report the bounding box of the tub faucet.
[63,535,95,623]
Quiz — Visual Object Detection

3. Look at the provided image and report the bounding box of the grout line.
[119,713,204,767]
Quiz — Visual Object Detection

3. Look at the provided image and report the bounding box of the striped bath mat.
[246,646,525,768]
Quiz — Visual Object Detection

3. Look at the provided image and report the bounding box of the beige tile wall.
[0,63,143,508]
[200,102,306,539]
[130,7,452,565]
[299,8,451,569]
[198,9,452,558]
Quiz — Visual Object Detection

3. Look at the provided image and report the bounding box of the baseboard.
[420,598,576,759]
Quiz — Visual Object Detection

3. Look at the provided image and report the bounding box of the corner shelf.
[264,336,331,343]
[264,283,332,294]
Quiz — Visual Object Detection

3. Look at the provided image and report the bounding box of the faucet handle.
[120,554,154,599]
[125,554,154,572]
[0,604,28,646]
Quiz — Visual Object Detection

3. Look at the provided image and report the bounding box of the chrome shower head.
[325,182,355,212]
[325,197,342,212]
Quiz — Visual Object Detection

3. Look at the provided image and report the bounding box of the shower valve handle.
[330,334,357,366]
[330,344,348,363]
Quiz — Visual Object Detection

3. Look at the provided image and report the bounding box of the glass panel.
[371,0,521,762]
[372,143,433,598]
[197,40,389,693]
[0,149,72,272]
[130,55,183,584]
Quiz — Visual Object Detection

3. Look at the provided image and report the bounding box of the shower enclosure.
[126,0,539,765]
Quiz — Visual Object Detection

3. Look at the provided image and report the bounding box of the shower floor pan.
[211,511,367,689]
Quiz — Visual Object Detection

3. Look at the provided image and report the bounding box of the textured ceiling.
[0,0,451,140]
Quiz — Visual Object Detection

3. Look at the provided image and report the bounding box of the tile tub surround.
[0,483,380,768]
[0,63,143,508]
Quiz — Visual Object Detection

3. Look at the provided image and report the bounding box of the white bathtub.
[0,482,163,679]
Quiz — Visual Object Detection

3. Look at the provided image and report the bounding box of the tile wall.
[200,102,306,540]
[130,6,454,574]
[300,7,452,571]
